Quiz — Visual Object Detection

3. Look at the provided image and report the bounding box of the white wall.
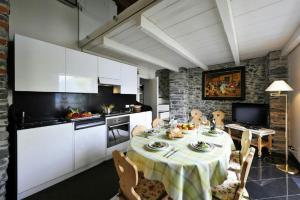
[288,44,300,162]
[10,0,79,49]
[9,0,116,49]
[138,65,157,79]
[78,0,116,40]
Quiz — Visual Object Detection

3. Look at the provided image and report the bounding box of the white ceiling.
[80,0,300,71]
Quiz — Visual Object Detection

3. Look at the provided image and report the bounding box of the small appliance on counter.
[133,105,142,112]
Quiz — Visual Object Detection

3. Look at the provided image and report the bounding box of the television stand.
[225,123,275,157]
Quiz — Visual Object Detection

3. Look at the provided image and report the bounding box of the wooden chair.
[152,118,164,128]
[131,125,147,137]
[212,111,225,130]
[112,150,168,200]
[229,130,252,172]
[212,147,255,200]
[190,109,202,127]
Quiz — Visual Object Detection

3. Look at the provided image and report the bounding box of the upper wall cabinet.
[98,57,121,85]
[66,49,98,93]
[15,34,66,92]
[120,63,137,95]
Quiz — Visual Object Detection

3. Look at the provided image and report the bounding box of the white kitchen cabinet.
[66,48,98,93]
[74,125,107,170]
[98,57,121,85]
[15,34,66,92]
[17,123,74,193]
[130,111,152,134]
[120,63,138,95]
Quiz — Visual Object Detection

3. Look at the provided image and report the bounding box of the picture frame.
[202,66,245,100]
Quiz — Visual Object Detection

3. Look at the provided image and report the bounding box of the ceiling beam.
[281,26,300,56]
[79,0,158,49]
[215,0,240,65]
[100,37,179,72]
[138,15,208,70]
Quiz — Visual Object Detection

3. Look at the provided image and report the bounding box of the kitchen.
[9,33,155,199]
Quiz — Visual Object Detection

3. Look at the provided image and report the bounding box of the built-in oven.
[106,115,130,148]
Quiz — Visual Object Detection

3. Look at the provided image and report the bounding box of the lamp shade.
[265,80,293,92]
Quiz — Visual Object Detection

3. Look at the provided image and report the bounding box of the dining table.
[127,126,236,200]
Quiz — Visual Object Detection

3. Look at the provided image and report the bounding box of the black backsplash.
[13,86,137,121]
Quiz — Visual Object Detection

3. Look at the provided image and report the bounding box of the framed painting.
[202,66,245,100]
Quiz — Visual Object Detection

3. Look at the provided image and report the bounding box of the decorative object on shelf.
[101,104,114,114]
[202,66,245,100]
[265,80,298,174]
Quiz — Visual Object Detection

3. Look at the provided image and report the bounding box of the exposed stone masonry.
[157,51,287,153]
[160,56,268,122]
[0,0,9,199]
[267,51,288,152]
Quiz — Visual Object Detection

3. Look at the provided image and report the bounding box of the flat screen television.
[232,103,269,127]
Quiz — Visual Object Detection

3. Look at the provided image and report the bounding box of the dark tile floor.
[246,152,300,200]
[25,150,300,200]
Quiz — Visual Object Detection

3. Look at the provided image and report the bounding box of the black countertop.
[17,118,73,130]
[16,111,151,130]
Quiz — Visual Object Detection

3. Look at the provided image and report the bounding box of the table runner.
[127,127,235,200]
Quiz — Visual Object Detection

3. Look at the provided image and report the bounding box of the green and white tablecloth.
[127,127,235,200]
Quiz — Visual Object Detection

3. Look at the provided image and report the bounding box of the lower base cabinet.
[17,123,74,194]
[74,125,107,170]
[17,123,107,197]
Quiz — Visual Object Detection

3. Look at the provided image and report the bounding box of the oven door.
[107,122,130,148]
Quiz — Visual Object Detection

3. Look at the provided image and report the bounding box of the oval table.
[127,127,235,200]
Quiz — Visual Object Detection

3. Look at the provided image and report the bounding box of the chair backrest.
[152,118,164,128]
[212,111,225,129]
[240,131,252,165]
[112,150,141,200]
[234,147,255,200]
[191,109,202,126]
[131,125,147,137]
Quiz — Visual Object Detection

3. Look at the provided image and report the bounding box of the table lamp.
[265,80,298,174]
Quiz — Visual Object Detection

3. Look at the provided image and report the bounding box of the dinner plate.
[145,128,160,135]
[190,141,214,152]
[147,141,170,151]
[203,130,223,137]
[182,129,197,134]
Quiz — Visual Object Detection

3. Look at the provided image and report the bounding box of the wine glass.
[158,120,165,130]
[201,115,208,125]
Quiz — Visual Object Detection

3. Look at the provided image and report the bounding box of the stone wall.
[0,0,9,199]
[169,68,189,120]
[156,69,169,99]
[267,51,288,152]
[165,56,268,122]
[158,51,288,153]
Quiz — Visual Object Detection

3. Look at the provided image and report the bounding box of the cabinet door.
[15,34,66,92]
[17,124,74,193]
[98,57,121,85]
[120,64,137,95]
[130,112,146,134]
[74,125,106,170]
[66,49,98,93]
[144,111,153,129]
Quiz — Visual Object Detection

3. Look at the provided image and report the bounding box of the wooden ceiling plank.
[215,0,240,65]
[281,26,300,56]
[139,15,207,70]
[99,36,179,72]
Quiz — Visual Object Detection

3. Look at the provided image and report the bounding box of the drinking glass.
[158,120,165,130]
[201,115,208,125]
